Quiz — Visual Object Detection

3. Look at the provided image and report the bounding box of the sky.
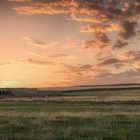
[0,0,140,88]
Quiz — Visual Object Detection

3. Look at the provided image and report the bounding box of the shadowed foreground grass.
[0,102,139,140]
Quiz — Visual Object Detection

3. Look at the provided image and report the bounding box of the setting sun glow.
[0,0,140,87]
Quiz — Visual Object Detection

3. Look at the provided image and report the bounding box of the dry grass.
[0,88,139,140]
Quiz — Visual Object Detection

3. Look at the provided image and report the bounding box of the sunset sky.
[0,0,140,88]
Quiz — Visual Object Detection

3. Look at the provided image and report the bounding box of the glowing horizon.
[0,0,140,88]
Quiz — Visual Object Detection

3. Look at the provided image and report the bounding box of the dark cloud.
[95,71,113,78]
[62,63,93,72]
[24,37,57,48]
[98,58,121,66]
[50,54,69,58]
[114,69,140,78]
[49,53,75,60]
[108,0,117,7]
[83,32,111,50]
[0,62,10,65]
[95,69,140,80]
[119,50,140,61]
[113,40,128,49]
[27,58,51,65]
[119,20,138,39]
[96,56,133,69]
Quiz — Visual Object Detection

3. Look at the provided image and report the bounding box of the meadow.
[0,88,139,140]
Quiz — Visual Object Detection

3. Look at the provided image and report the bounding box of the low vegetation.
[0,88,139,140]
[0,101,139,140]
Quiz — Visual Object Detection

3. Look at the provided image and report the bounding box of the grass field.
[0,88,139,140]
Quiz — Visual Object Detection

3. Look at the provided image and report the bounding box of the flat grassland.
[0,88,139,140]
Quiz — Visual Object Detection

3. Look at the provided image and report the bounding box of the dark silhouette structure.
[0,88,60,98]
[0,89,13,98]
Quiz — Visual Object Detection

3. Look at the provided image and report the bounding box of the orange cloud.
[7,0,140,86]
[83,33,111,50]
[27,58,52,65]
[24,37,57,48]
[113,40,128,49]
[8,0,30,2]
[0,62,10,65]
[10,0,112,24]
[82,23,122,34]
[10,0,140,52]
[118,51,140,61]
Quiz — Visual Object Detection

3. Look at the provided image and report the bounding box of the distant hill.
[39,83,140,91]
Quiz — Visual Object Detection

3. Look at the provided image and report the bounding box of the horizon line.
[1,83,140,89]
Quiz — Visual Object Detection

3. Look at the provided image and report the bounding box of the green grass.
[0,102,139,140]
[58,88,140,96]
